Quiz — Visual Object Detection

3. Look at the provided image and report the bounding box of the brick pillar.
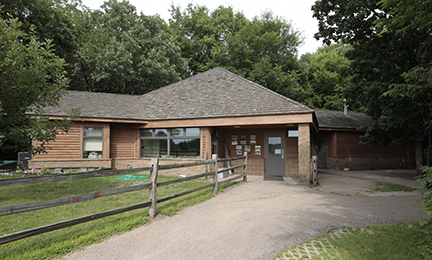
[200,127,212,159]
[298,123,311,183]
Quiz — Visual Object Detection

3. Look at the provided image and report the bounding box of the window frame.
[82,126,104,159]
[139,128,201,158]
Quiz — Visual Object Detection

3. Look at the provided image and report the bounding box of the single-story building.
[30,67,415,182]
[314,110,415,169]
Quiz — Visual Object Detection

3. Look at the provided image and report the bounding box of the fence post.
[212,154,218,194]
[243,152,248,182]
[204,152,208,179]
[149,157,159,219]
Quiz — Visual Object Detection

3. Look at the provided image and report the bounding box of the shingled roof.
[140,67,312,120]
[41,67,313,121]
[41,91,145,120]
[314,110,371,129]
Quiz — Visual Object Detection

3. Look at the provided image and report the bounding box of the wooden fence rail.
[0,167,153,187]
[0,183,152,216]
[0,154,247,245]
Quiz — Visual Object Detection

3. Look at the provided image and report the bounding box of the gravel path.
[62,172,426,260]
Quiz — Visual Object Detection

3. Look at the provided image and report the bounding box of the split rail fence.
[0,153,247,245]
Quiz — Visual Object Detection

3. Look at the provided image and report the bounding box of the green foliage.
[0,0,88,90]
[301,43,355,111]
[0,9,78,157]
[312,0,432,160]
[169,4,248,75]
[73,0,189,94]
[169,5,309,102]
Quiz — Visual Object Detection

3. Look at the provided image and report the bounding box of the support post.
[312,155,317,187]
[212,154,218,194]
[243,152,248,182]
[149,157,159,219]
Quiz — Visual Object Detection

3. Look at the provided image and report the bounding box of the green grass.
[368,181,417,193]
[276,224,425,260]
[0,174,238,260]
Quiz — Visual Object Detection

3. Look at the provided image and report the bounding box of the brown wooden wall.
[32,122,110,160]
[286,136,298,158]
[319,131,414,158]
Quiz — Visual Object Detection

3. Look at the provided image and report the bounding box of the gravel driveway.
[62,170,427,260]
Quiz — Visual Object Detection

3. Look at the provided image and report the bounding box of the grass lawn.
[368,181,417,193]
[276,223,426,260]
[0,173,238,260]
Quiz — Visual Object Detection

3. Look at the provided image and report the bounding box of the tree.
[312,0,432,169]
[301,43,354,111]
[170,5,308,101]
[169,4,248,75]
[0,12,78,159]
[0,0,88,90]
[377,0,432,165]
[73,0,189,94]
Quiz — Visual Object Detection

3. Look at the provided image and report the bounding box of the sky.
[80,0,324,55]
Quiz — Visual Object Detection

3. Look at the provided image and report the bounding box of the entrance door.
[317,139,327,168]
[264,133,285,176]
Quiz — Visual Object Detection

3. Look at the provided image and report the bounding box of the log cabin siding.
[32,122,111,160]
[32,123,83,159]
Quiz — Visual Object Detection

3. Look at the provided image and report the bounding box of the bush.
[416,166,432,258]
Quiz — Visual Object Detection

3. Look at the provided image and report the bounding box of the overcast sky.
[80,0,324,56]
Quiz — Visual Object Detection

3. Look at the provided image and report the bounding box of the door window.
[268,137,282,155]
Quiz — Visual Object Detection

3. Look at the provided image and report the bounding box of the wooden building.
[314,110,415,169]
[29,68,415,182]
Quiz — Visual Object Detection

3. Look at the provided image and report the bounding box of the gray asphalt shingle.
[314,109,371,129]
[41,91,144,120]
[141,67,313,120]
[41,67,313,121]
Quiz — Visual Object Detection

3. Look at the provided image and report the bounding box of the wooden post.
[149,157,159,219]
[212,154,218,194]
[312,155,318,187]
[243,152,248,182]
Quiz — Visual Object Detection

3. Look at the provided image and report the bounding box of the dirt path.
[62,173,426,260]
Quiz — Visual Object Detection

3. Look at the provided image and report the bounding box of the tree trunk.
[426,148,431,167]
[415,140,423,174]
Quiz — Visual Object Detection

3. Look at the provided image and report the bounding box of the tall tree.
[312,0,432,169]
[72,0,189,94]
[301,43,354,111]
[169,4,248,75]
[0,0,87,90]
[170,5,308,101]
[0,12,78,159]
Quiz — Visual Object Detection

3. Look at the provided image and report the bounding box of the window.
[140,128,200,158]
[288,130,299,138]
[83,127,103,158]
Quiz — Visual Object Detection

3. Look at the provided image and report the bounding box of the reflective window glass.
[170,128,183,137]
[140,129,153,137]
[155,129,168,137]
[185,128,200,137]
[83,127,103,137]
